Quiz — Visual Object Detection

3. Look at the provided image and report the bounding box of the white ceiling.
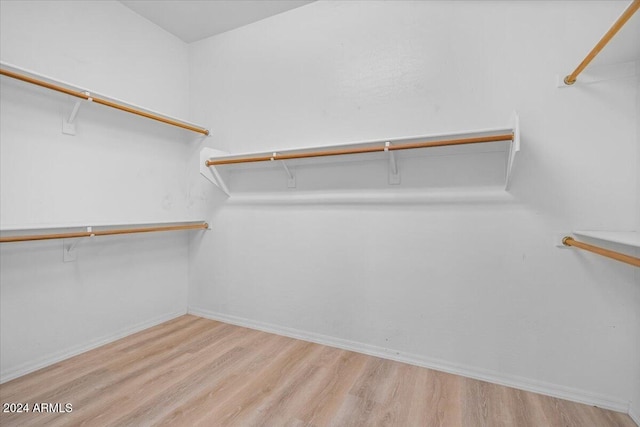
[120,0,639,64]
[119,0,315,43]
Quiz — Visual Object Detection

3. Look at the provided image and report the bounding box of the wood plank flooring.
[0,315,635,426]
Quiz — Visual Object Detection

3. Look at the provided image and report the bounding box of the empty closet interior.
[1,0,639,425]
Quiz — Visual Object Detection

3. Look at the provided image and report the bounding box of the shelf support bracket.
[62,91,91,135]
[281,160,296,188]
[209,165,230,196]
[270,152,296,188]
[505,111,520,190]
[200,147,231,196]
[63,226,92,262]
[63,238,78,262]
[385,142,400,185]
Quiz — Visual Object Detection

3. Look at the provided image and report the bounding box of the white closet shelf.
[573,231,640,249]
[0,61,210,136]
[0,219,208,232]
[0,220,209,243]
[201,112,520,196]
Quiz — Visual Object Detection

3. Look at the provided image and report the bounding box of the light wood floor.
[0,315,635,427]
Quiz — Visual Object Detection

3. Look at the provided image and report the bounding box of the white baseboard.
[0,310,186,384]
[189,307,630,414]
[630,405,640,426]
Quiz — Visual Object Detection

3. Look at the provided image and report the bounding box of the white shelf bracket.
[209,165,230,196]
[63,238,79,262]
[280,160,296,188]
[269,152,296,188]
[200,147,230,196]
[63,226,91,261]
[62,92,91,136]
[385,141,401,185]
[505,111,520,190]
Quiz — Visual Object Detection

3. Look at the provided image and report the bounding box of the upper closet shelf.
[573,231,640,249]
[0,61,209,136]
[201,112,520,196]
[0,221,209,243]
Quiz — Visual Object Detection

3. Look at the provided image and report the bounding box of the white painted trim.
[0,310,186,384]
[630,405,640,426]
[188,307,630,414]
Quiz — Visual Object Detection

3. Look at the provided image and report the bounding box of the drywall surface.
[0,1,195,381]
[631,63,640,425]
[188,1,640,410]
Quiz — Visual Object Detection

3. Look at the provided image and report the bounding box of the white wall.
[188,0,640,413]
[631,64,640,426]
[0,1,197,382]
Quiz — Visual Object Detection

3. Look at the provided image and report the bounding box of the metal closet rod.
[564,0,640,85]
[206,133,514,166]
[562,236,640,267]
[0,222,209,243]
[0,68,210,135]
